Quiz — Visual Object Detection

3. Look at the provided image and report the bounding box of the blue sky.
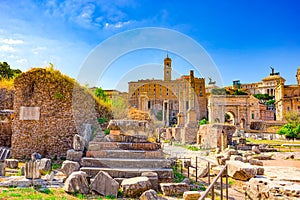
[0,0,299,91]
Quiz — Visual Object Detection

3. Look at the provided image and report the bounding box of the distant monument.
[208,77,216,85]
[270,66,280,76]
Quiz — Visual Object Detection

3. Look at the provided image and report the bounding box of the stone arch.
[225,111,235,125]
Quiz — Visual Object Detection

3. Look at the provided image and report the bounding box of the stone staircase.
[80,134,174,182]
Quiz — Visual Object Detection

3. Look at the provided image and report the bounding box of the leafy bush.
[104,128,110,135]
[98,117,108,124]
[199,118,208,125]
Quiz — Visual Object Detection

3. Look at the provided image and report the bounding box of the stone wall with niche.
[11,68,112,159]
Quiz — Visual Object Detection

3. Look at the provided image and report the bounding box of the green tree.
[94,87,108,102]
[233,89,248,95]
[253,94,274,102]
[277,111,300,140]
[0,62,22,80]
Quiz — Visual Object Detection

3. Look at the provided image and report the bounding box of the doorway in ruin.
[240,118,246,129]
[225,111,235,125]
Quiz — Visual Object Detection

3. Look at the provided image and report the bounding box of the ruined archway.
[225,111,235,125]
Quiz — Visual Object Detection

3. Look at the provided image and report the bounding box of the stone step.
[80,167,173,182]
[81,157,172,169]
[88,142,160,151]
[86,149,165,159]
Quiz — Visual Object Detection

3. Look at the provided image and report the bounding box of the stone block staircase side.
[80,139,174,182]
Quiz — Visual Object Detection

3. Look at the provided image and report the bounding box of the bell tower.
[297,67,300,85]
[164,53,172,81]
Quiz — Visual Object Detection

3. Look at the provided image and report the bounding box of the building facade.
[128,55,207,126]
[275,67,300,120]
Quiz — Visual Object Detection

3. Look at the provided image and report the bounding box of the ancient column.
[186,70,197,127]
[177,91,185,127]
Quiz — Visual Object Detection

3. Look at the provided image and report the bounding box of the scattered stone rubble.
[244,177,300,199]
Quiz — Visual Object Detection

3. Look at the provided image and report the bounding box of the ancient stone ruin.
[197,124,236,150]
[11,67,112,159]
[80,119,174,183]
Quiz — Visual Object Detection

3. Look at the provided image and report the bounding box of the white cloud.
[0,44,16,52]
[32,46,47,54]
[1,38,24,45]
[16,58,28,64]
[104,20,132,29]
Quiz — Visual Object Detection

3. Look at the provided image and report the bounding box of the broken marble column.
[25,161,41,179]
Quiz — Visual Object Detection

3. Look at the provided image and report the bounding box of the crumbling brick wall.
[11,68,112,159]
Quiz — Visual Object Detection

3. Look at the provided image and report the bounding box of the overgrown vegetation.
[172,165,186,183]
[0,61,22,89]
[199,118,208,126]
[277,111,300,140]
[0,187,77,200]
[0,61,22,80]
[104,128,110,135]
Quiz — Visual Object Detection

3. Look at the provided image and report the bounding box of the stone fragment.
[64,171,89,194]
[121,177,152,198]
[252,146,261,154]
[61,160,80,177]
[248,159,263,166]
[183,191,201,200]
[285,153,295,160]
[227,161,257,181]
[73,134,87,151]
[160,182,190,196]
[25,161,41,179]
[252,154,272,160]
[226,149,238,156]
[141,172,158,190]
[31,152,42,162]
[4,159,18,169]
[140,189,161,200]
[0,162,5,176]
[45,171,55,182]
[66,149,83,162]
[38,158,52,174]
[256,166,264,175]
[230,155,243,162]
[91,171,119,197]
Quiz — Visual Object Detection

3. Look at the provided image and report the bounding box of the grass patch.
[0,187,79,200]
[246,138,300,145]
[172,165,186,183]
[187,145,201,151]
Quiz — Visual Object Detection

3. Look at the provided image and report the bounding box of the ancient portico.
[208,95,260,129]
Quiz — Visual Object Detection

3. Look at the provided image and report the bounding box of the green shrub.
[104,128,110,135]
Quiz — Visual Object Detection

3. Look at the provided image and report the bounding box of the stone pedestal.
[25,161,41,179]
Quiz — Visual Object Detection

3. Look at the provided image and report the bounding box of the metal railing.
[199,164,228,200]
[173,156,229,200]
